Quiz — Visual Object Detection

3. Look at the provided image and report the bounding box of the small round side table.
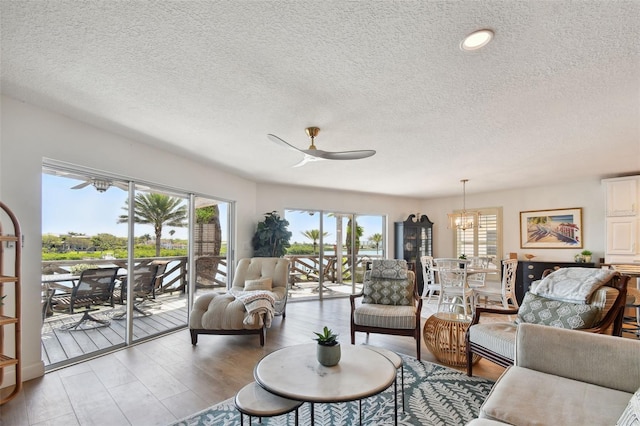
[423,312,480,367]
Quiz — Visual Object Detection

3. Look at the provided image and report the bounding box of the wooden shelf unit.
[0,202,22,405]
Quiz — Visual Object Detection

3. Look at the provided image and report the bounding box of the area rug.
[171,353,494,425]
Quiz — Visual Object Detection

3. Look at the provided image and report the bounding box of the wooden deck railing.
[284,254,382,283]
[42,256,191,293]
[41,254,379,296]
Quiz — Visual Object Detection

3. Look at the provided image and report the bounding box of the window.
[453,207,502,263]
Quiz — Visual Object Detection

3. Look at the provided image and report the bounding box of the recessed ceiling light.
[461,29,494,51]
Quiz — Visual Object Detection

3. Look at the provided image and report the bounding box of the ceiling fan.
[267,127,376,167]
[71,178,128,192]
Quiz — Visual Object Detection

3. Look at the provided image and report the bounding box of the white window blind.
[454,207,502,262]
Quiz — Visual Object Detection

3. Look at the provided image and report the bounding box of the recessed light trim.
[461,29,494,51]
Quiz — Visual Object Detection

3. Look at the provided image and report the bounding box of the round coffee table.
[423,312,480,367]
[254,343,397,425]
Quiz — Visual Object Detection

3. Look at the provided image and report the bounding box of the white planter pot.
[317,343,341,366]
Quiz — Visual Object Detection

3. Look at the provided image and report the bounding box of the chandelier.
[448,179,477,231]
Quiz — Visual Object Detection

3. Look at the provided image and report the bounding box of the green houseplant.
[313,326,340,366]
[252,211,292,257]
[580,250,592,263]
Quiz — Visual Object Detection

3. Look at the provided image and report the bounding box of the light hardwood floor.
[0,298,504,426]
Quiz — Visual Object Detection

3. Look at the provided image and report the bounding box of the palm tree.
[301,229,330,254]
[369,233,383,254]
[345,219,364,255]
[118,193,187,256]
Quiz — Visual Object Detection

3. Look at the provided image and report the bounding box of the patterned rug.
[171,354,494,425]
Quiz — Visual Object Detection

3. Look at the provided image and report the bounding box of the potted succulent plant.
[313,326,340,366]
[580,250,593,263]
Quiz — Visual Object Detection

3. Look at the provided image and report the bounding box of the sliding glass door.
[285,209,385,300]
[41,163,232,369]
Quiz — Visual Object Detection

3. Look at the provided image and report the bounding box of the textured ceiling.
[1,1,639,198]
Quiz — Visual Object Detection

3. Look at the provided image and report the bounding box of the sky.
[42,173,384,246]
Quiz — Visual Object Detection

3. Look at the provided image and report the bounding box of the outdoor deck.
[41,280,358,369]
[41,292,189,368]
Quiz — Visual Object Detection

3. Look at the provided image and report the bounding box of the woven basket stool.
[423,312,480,367]
[234,381,302,426]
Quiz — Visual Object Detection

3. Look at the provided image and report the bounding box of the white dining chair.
[467,256,491,289]
[434,258,473,317]
[420,255,440,303]
[473,259,519,309]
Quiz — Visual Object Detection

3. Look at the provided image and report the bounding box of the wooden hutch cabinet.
[394,214,433,295]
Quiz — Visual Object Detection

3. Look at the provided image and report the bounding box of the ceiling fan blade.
[71,181,92,189]
[293,154,323,167]
[309,149,376,160]
[267,134,306,154]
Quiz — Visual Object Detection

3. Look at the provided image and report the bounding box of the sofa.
[468,322,640,426]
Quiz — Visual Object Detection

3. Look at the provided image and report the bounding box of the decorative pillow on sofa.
[516,292,601,329]
[362,278,414,306]
[370,259,408,279]
[244,277,273,292]
[616,387,640,426]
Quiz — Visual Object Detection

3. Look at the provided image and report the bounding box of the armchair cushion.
[244,277,272,292]
[363,278,414,305]
[370,259,408,279]
[353,303,417,329]
[516,292,601,329]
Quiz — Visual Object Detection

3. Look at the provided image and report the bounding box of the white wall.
[0,94,611,386]
[421,179,606,263]
[0,96,258,382]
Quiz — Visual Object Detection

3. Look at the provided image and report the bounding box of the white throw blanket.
[530,268,616,304]
[230,289,276,327]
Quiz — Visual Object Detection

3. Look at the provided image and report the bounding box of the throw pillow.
[362,278,414,306]
[616,387,640,426]
[244,277,273,292]
[516,292,601,329]
[370,259,408,279]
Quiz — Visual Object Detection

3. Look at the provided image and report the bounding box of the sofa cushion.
[516,292,601,329]
[362,278,414,305]
[244,277,272,292]
[617,387,640,426]
[480,366,631,426]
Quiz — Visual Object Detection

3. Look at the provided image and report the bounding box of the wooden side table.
[423,312,480,367]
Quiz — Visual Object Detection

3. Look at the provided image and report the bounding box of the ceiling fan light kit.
[267,126,376,167]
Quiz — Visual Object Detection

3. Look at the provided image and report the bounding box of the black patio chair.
[51,267,118,330]
[113,263,165,319]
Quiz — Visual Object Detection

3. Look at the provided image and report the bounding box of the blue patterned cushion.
[516,292,601,329]
[363,278,414,305]
[370,259,408,279]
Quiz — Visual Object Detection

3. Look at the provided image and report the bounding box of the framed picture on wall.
[520,208,583,249]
